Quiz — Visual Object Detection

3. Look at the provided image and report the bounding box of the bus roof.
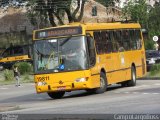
[33,22,141,40]
[34,22,141,32]
[80,22,141,30]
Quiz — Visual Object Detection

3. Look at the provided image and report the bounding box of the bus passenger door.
[86,34,100,88]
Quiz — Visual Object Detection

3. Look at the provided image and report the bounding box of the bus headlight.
[37,82,47,86]
[75,78,87,82]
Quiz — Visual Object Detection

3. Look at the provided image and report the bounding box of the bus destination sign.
[34,26,82,39]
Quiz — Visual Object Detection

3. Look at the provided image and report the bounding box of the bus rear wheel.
[94,72,107,94]
[47,91,65,99]
[128,66,136,86]
[121,66,136,87]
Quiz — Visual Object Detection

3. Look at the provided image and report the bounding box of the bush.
[3,69,14,81]
[23,74,30,81]
[14,62,33,75]
[150,64,160,76]
[145,40,155,50]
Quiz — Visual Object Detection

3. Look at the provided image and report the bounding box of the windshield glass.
[34,36,88,73]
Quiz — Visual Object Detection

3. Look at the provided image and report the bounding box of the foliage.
[150,64,160,76]
[122,0,149,28]
[3,69,14,81]
[14,62,33,75]
[148,2,160,37]
[122,0,160,40]
[0,0,120,28]
[22,74,30,81]
[26,0,86,28]
[145,40,155,50]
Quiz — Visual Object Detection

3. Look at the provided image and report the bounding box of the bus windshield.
[34,36,88,73]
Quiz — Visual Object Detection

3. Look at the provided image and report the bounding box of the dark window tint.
[94,31,113,54]
[86,36,96,66]
[135,30,142,49]
[130,30,137,50]
[112,31,120,52]
[93,29,142,54]
[2,48,11,57]
[122,30,130,50]
[13,47,23,55]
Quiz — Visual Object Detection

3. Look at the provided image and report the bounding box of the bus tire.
[128,66,136,87]
[47,91,65,99]
[94,72,107,94]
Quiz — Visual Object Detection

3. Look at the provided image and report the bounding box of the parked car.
[146,50,160,71]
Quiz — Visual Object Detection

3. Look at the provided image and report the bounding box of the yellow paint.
[35,70,100,93]
[0,55,31,63]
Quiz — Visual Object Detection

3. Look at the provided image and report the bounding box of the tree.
[122,0,160,50]
[0,0,120,28]
[26,0,86,28]
[148,1,160,37]
[122,0,149,29]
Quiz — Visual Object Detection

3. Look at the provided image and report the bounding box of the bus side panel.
[109,52,126,84]
[96,54,115,85]
[124,50,145,81]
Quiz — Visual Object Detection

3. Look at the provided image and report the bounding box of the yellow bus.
[33,22,146,99]
[0,45,32,69]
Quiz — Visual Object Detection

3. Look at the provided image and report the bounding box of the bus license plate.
[57,86,66,91]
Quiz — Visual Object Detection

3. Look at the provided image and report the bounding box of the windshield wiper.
[60,36,72,46]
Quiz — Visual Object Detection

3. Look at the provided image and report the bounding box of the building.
[81,0,122,23]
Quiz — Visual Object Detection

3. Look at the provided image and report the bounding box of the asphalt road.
[0,80,160,119]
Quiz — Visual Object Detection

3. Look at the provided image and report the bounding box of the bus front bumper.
[34,70,100,93]
[35,80,91,93]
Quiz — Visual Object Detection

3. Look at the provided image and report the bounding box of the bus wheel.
[47,91,65,99]
[94,72,107,94]
[128,66,136,87]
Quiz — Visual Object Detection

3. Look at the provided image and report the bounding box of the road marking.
[124,92,130,94]
[152,93,160,95]
[154,83,160,86]
[132,92,139,94]
[133,85,149,89]
[142,93,149,95]
[114,91,160,95]
[0,88,8,89]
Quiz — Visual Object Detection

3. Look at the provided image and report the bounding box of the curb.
[138,77,160,80]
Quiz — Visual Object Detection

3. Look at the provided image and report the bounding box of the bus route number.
[37,76,50,82]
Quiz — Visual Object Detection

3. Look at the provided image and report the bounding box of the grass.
[145,64,160,78]
[145,71,160,78]
[0,70,34,86]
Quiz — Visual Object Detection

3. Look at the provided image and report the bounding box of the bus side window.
[94,31,102,54]
[112,31,119,52]
[2,48,11,57]
[13,47,23,56]
[130,30,137,50]
[86,36,96,67]
[122,29,130,51]
[106,31,113,53]
[135,30,142,49]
